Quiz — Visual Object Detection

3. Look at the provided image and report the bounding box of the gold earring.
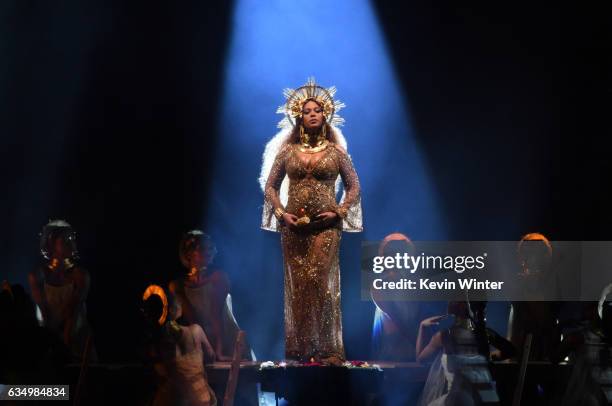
[318,125,327,144]
[300,125,309,145]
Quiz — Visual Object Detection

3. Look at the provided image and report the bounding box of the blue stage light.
[207,0,446,359]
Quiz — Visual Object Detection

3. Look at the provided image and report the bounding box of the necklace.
[47,258,74,271]
[299,124,329,153]
[48,258,60,270]
[187,266,207,277]
[298,139,329,154]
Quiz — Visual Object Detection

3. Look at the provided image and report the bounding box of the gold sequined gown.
[264,142,361,361]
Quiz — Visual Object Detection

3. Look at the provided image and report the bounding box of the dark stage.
[0,1,610,405]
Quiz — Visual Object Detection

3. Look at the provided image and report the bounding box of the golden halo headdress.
[517,232,552,256]
[143,284,168,326]
[378,233,414,257]
[276,76,345,129]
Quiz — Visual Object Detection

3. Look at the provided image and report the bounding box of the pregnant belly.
[287,181,336,219]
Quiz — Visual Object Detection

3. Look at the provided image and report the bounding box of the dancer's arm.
[416,316,444,362]
[210,271,232,361]
[193,324,216,361]
[28,269,48,322]
[63,267,89,346]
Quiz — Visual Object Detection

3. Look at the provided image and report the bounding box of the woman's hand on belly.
[315,211,339,227]
[282,212,300,230]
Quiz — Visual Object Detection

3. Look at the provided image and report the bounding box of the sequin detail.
[264,143,361,360]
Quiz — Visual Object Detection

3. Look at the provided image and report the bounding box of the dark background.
[0,1,609,362]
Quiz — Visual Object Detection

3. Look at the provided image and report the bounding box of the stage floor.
[64,360,571,405]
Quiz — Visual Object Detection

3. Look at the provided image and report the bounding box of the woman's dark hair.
[447,301,469,319]
[285,98,341,146]
[142,292,181,325]
[382,240,415,257]
[143,294,164,327]
[142,292,183,350]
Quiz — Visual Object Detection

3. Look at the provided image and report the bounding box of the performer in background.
[142,284,217,406]
[371,233,420,361]
[28,219,96,362]
[169,230,253,361]
[417,301,476,406]
[507,232,560,361]
[552,285,612,406]
[260,77,362,365]
[417,301,514,406]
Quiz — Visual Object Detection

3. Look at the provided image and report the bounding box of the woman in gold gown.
[261,78,362,365]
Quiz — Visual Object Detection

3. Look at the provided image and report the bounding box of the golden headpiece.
[143,284,168,326]
[276,77,345,129]
[378,232,414,257]
[518,232,552,256]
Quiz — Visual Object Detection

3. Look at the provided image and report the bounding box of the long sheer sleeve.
[261,144,290,231]
[334,145,363,232]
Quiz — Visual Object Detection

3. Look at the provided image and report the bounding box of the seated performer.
[417,301,513,406]
[507,232,560,361]
[169,230,253,361]
[28,220,96,361]
[143,284,217,406]
[552,285,612,406]
[371,233,420,361]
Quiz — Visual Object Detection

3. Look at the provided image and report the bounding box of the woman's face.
[51,237,73,259]
[447,301,468,318]
[301,100,324,130]
[518,242,551,275]
[189,243,215,269]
